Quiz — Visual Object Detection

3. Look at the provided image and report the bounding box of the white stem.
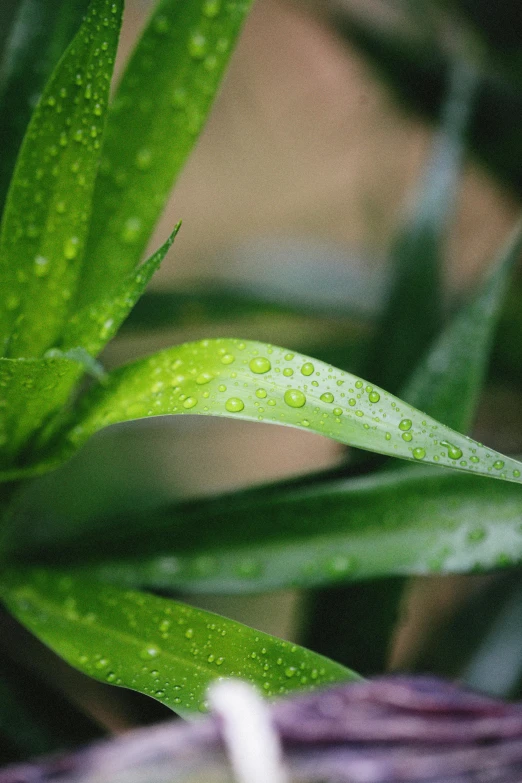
[208,680,289,783]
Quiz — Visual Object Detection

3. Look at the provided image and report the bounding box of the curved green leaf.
[0,0,89,214]
[0,570,357,717]
[47,339,522,483]
[60,225,180,357]
[0,356,82,468]
[22,466,522,595]
[79,0,254,309]
[0,0,123,359]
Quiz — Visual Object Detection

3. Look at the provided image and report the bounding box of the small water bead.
[220,353,235,365]
[183,397,197,409]
[493,460,505,470]
[355,380,363,389]
[135,148,152,170]
[203,0,221,17]
[284,353,294,361]
[402,432,412,442]
[412,447,426,460]
[218,384,227,392]
[285,667,297,678]
[189,32,207,59]
[399,418,412,431]
[514,470,521,478]
[34,255,49,277]
[283,368,293,377]
[440,441,463,460]
[320,392,334,403]
[348,398,356,407]
[249,357,271,374]
[468,528,486,543]
[368,391,380,403]
[64,236,79,259]
[284,389,306,408]
[333,407,343,417]
[185,628,194,639]
[196,372,213,385]
[255,388,267,399]
[225,397,244,413]
[470,456,480,464]
[301,362,314,376]
[121,216,142,243]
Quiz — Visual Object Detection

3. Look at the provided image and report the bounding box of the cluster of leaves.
[0,0,521,766]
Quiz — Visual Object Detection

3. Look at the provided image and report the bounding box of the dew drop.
[284,389,306,408]
[368,391,380,403]
[301,362,314,376]
[121,216,142,244]
[34,255,49,277]
[283,367,293,377]
[249,356,271,374]
[135,148,152,170]
[285,667,297,678]
[203,0,221,17]
[183,397,197,409]
[333,407,343,417]
[220,353,235,365]
[470,455,480,464]
[399,418,412,431]
[412,447,426,460]
[441,441,463,460]
[255,388,267,399]
[493,460,505,470]
[64,236,79,260]
[189,32,207,59]
[196,372,213,385]
[320,392,334,403]
[225,397,244,413]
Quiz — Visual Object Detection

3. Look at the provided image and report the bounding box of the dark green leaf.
[79,0,254,309]
[0,355,82,469]
[22,466,522,594]
[0,569,357,718]
[364,59,477,393]
[0,0,123,359]
[0,0,89,214]
[402,220,522,432]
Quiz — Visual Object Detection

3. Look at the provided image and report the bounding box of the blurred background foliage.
[1,0,522,764]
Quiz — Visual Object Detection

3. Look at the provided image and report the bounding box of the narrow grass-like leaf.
[46,339,522,483]
[21,467,522,594]
[0,570,357,718]
[402,220,522,432]
[365,60,477,393]
[0,0,122,359]
[0,356,82,468]
[60,225,180,357]
[79,0,254,309]
[0,0,88,214]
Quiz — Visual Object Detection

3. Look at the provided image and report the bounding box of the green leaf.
[48,338,522,483]
[0,569,357,717]
[402,220,522,432]
[0,355,82,468]
[59,224,181,356]
[364,59,477,393]
[22,466,522,594]
[79,0,254,310]
[0,0,123,359]
[0,0,89,214]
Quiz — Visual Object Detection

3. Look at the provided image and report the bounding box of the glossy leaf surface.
[0,0,122,359]
[79,0,253,308]
[56,339,522,483]
[23,466,522,594]
[60,225,180,356]
[0,356,82,467]
[0,570,357,717]
[0,0,88,214]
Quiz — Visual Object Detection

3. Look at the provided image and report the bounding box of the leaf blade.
[0,0,123,358]
[0,569,357,717]
[79,0,254,309]
[54,338,522,484]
